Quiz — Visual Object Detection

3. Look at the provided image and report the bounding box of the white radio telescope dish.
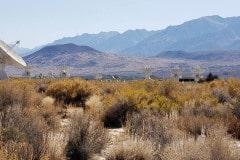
[192,65,205,82]
[172,66,183,81]
[0,40,26,79]
[59,65,69,78]
[95,74,103,80]
[142,65,154,79]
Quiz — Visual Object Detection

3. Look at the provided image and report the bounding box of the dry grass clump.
[126,111,185,149]
[46,79,95,107]
[0,79,59,159]
[41,96,55,107]
[39,96,61,128]
[161,132,240,160]
[65,114,108,160]
[212,87,231,104]
[0,106,50,160]
[3,141,34,160]
[85,95,103,119]
[0,80,33,126]
[232,99,240,119]
[177,114,225,140]
[159,80,179,98]
[106,137,156,160]
[227,116,240,139]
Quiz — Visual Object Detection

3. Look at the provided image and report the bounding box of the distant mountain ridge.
[52,29,157,53]
[21,15,240,57]
[123,15,240,56]
[154,50,240,61]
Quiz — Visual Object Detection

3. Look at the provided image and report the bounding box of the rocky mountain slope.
[123,15,240,56]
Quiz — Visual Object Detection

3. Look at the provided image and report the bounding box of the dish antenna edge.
[0,40,26,79]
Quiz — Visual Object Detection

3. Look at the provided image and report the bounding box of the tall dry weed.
[106,137,156,160]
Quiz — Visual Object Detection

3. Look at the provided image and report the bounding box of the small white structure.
[95,74,103,80]
[0,40,26,79]
[112,75,120,81]
[48,70,55,78]
[192,65,204,82]
[59,66,69,78]
[142,65,154,79]
[172,66,183,81]
[22,66,33,78]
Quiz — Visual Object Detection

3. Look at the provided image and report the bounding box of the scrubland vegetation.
[0,78,240,160]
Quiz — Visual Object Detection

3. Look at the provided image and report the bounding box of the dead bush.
[106,137,156,160]
[0,104,49,160]
[227,116,240,139]
[18,114,49,160]
[159,80,178,99]
[102,98,136,128]
[126,111,184,148]
[0,144,7,160]
[177,115,225,139]
[65,114,108,160]
[1,126,26,142]
[212,88,231,104]
[0,80,41,128]
[85,95,103,119]
[4,141,34,160]
[161,132,239,160]
[232,99,240,119]
[181,100,222,118]
[37,83,48,93]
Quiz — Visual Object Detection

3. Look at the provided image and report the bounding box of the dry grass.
[106,137,156,160]
[65,114,109,160]
[42,96,55,107]
[161,134,240,160]
[126,111,186,149]
[3,141,34,160]
[1,78,240,159]
[85,95,104,119]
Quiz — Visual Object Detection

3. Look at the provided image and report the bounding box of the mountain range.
[23,43,240,79]
[18,15,240,57]
[24,43,170,76]
[14,15,240,78]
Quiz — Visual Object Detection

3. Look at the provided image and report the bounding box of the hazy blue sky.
[0,0,239,48]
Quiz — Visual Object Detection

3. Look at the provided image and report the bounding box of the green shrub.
[46,79,95,107]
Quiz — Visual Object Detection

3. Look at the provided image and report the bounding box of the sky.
[0,0,239,48]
